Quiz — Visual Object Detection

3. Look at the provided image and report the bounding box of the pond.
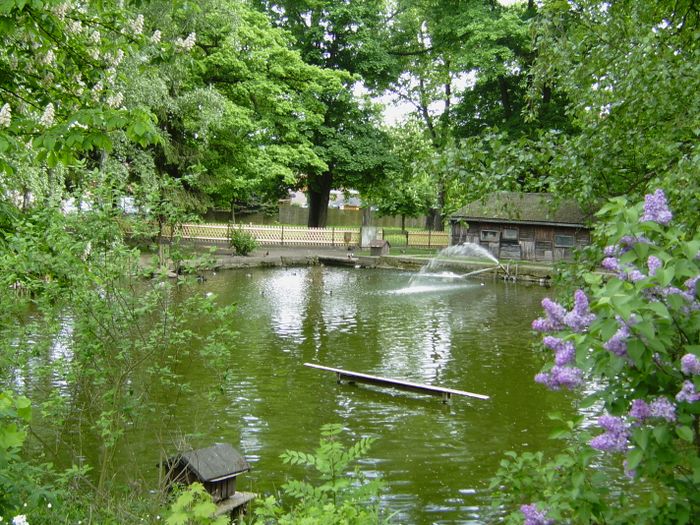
[45,265,575,524]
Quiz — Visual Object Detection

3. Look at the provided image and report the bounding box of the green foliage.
[165,483,230,525]
[445,0,700,226]
[490,193,700,524]
[252,424,388,525]
[229,227,258,256]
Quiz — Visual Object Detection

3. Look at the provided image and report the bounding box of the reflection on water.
[38,267,572,524]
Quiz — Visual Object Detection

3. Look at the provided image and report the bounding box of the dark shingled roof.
[177,443,250,482]
[452,192,592,226]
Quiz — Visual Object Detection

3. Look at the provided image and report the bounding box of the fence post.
[428,229,432,248]
[332,227,335,247]
[281,224,284,246]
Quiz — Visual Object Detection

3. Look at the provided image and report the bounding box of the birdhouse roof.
[175,443,250,482]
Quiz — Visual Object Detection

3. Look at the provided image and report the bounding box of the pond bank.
[189,246,556,284]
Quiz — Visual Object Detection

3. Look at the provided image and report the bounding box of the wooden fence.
[380,229,449,249]
[164,223,449,250]
[168,223,362,247]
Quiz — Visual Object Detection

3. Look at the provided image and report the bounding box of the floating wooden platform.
[304,363,489,402]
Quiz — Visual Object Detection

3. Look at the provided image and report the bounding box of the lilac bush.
[494,190,700,524]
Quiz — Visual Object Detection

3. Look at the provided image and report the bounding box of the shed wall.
[450,221,590,262]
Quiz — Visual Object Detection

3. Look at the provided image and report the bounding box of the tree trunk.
[401,215,406,231]
[307,171,332,228]
[498,76,512,118]
[425,184,446,231]
[230,199,236,223]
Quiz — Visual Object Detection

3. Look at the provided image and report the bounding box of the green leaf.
[676,425,694,443]
[626,448,644,471]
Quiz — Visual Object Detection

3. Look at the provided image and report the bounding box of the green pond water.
[44,265,575,524]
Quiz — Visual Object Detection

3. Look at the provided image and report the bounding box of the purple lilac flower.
[590,415,629,452]
[603,321,631,357]
[554,343,576,366]
[629,399,651,421]
[602,257,620,271]
[564,289,596,332]
[599,414,627,433]
[676,380,700,403]
[684,275,699,299]
[604,245,619,257]
[532,297,567,332]
[641,189,673,225]
[627,269,646,282]
[520,504,552,525]
[649,397,676,422]
[647,256,662,276]
[681,354,700,375]
[543,336,576,366]
[535,365,584,390]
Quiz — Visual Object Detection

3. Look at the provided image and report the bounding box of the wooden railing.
[162,223,448,249]
[380,229,450,249]
[167,223,362,247]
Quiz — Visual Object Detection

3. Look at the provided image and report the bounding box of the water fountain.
[408,242,507,288]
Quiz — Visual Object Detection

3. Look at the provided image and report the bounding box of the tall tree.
[254,0,397,227]
[380,0,549,228]
[445,0,700,226]
[116,0,344,222]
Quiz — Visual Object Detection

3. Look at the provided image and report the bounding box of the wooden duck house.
[163,443,251,503]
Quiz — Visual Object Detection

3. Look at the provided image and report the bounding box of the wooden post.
[428,229,432,248]
[281,225,284,246]
[332,227,335,247]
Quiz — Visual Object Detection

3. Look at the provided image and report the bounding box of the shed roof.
[451,192,592,226]
[176,443,250,482]
[370,239,390,247]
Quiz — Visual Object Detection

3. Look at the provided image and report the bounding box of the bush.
[491,190,700,524]
[252,424,390,525]
[229,228,257,256]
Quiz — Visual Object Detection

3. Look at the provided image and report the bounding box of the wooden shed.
[369,239,390,256]
[163,443,251,503]
[450,193,594,263]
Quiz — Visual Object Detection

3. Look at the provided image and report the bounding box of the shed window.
[480,230,500,242]
[502,228,519,241]
[555,235,575,248]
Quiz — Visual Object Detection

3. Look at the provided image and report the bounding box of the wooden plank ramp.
[304,363,489,403]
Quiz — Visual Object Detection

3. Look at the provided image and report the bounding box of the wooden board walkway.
[304,363,489,402]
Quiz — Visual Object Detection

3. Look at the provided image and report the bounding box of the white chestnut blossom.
[39,103,55,126]
[131,14,144,35]
[150,30,161,44]
[67,20,83,35]
[54,3,71,20]
[111,49,124,67]
[0,103,11,127]
[90,30,101,44]
[107,92,123,108]
[175,32,196,52]
[42,50,55,65]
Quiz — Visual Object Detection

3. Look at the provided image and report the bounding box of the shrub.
[491,190,700,524]
[252,424,390,525]
[229,228,257,256]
